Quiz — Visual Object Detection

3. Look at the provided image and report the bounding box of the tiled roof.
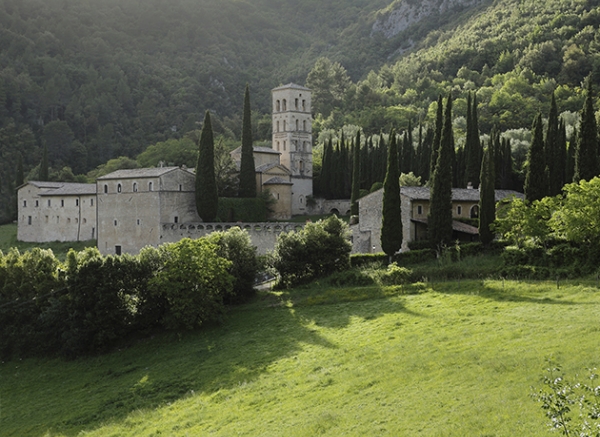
[97,166,192,180]
[256,163,291,174]
[231,146,280,155]
[412,218,479,235]
[272,83,311,92]
[40,183,97,196]
[26,181,65,189]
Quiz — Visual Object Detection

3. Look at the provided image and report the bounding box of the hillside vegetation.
[3,278,600,436]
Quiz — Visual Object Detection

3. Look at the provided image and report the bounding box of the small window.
[295,98,298,109]
[303,120,307,131]
[133,182,138,192]
[115,245,122,256]
[67,218,71,224]
[35,200,39,207]
[114,219,118,226]
[83,218,87,224]
[276,141,280,151]
[56,216,60,224]
[75,218,78,223]
[75,199,79,206]
[283,120,287,131]
[104,184,108,194]
[299,161,304,172]
[61,199,64,207]
[28,216,32,225]
[149,182,153,191]
[137,219,140,225]
[302,99,306,111]
[283,141,286,151]
[282,99,287,111]
[92,227,95,238]
[457,205,462,216]
[174,216,179,224]
[45,215,49,223]
[117,184,122,193]
[276,100,280,112]
[417,205,423,215]
[47,199,51,207]
[23,200,27,207]
[295,119,299,131]
[276,121,280,132]
[90,198,94,206]
[179,184,182,191]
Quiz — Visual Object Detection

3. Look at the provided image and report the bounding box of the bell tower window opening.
[303,120,306,131]
[282,99,287,111]
[295,98,298,109]
[283,141,286,151]
[117,184,122,193]
[283,120,286,131]
[302,100,306,111]
[133,182,138,192]
[277,121,280,132]
[276,100,280,112]
[295,119,299,131]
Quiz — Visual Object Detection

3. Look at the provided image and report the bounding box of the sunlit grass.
[2,278,600,436]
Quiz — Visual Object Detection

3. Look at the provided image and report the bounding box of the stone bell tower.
[271,83,313,215]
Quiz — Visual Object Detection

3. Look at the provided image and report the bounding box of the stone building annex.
[17,84,319,255]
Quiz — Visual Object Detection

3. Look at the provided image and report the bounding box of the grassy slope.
[2,278,600,436]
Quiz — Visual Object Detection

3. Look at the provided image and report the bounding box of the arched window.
[276,121,280,132]
[276,141,280,151]
[302,100,306,111]
[282,99,287,111]
[276,100,280,112]
[104,184,108,194]
[283,141,286,151]
[303,120,307,131]
[117,184,122,193]
[283,120,287,131]
[295,119,299,131]
[295,98,298,109]
[149,182,153,191]
[133,182,138,192]
[470,205,479,218]
[299,161,304,172]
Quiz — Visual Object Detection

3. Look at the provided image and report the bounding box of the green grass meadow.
[2,278,600,436]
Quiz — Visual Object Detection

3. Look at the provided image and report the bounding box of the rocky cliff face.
[372,0,483,38]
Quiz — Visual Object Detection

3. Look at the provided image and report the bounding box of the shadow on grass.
[427,278,596,306]
[25,284,414,436]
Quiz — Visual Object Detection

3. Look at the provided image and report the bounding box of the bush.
[327,269,376,287]
[217,197,268,222]
[207,227,259,303]
[350,253,387,267]
[273,215,352,288]
[148,238,234,330]
[378,262,412,285]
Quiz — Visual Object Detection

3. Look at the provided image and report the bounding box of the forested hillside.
[1,0,599,223]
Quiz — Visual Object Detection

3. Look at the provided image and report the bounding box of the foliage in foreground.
[534,364,600,436]
[0,228,258,359]
[273,215,352,288]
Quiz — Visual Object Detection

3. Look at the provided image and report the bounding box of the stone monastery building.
[17,84,314,255]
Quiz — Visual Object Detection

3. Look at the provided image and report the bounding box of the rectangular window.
[457,205,462,216]
[417,205,423,215]
[23,200,27,207]
[114,219,118,226]
[115,245,122,256]
[75,199,79,206]
[28,216,32,225]
[61,199,64,207]
[137,219,140,225]
[35,200,39,207]
[91,198,94,206]
[174,216,179,224]
[48,199,51,207]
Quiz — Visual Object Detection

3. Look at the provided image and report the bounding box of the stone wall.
[307,198,352,216]
[160,222,304,255]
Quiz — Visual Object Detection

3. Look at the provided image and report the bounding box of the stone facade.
[351,186,524,253]
[17,181,97,243]
[96,167,199,255]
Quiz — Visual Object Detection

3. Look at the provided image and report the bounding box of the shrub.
[378,262,412,285]
[327,269,375,287]
[207,227,259,303]
[350,253,387,267]
[273,215,352,288]
[148,238,233,330]
[217,197,268,222]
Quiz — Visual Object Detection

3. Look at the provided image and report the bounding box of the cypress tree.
[557,117,567,189]
[479,141,496,246]
[421,126,434,183]
[381,130,402,259]
[39,144,49,181]
[429,95,444,183]
[574,79,599,182]
[321,137,333,199]
[524,113,548,202]
[428,94,454,251]
[238,84,256,198]
[545,92,561,196]
[499,137,513,190]
[350,130,361,215]
[377,134,387,183]
[196,110,218,221]
[465,92,482,188]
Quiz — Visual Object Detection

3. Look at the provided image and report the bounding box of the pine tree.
[381,130,402,258]
[350,130,361,215]
[39,144,49,181]
[428,94,454,250]
[429,95,444,184]
[195,110,218,221]
[524,113,548,202]
[479,141,496,246]
[574,79,599,182]
[238,84,256,198]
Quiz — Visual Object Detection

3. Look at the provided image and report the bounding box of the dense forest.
[1,0,600,223]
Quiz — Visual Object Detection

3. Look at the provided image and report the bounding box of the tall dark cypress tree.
[574,79,599,182]
[566,126,577,184]
[479,141,496,246]
[196,110,218,221]
[429,95,444,183]
[465,92,482,188]
[321,137,334,199]
[381,130,402,259]
[239,84,256,198]
[557,118,568,187]
[39,144,49,181]
[350,130,361,215]
[524,113,548,202]
[421,126,434,183]
[428,94,454,250]
[545,92,561,196]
